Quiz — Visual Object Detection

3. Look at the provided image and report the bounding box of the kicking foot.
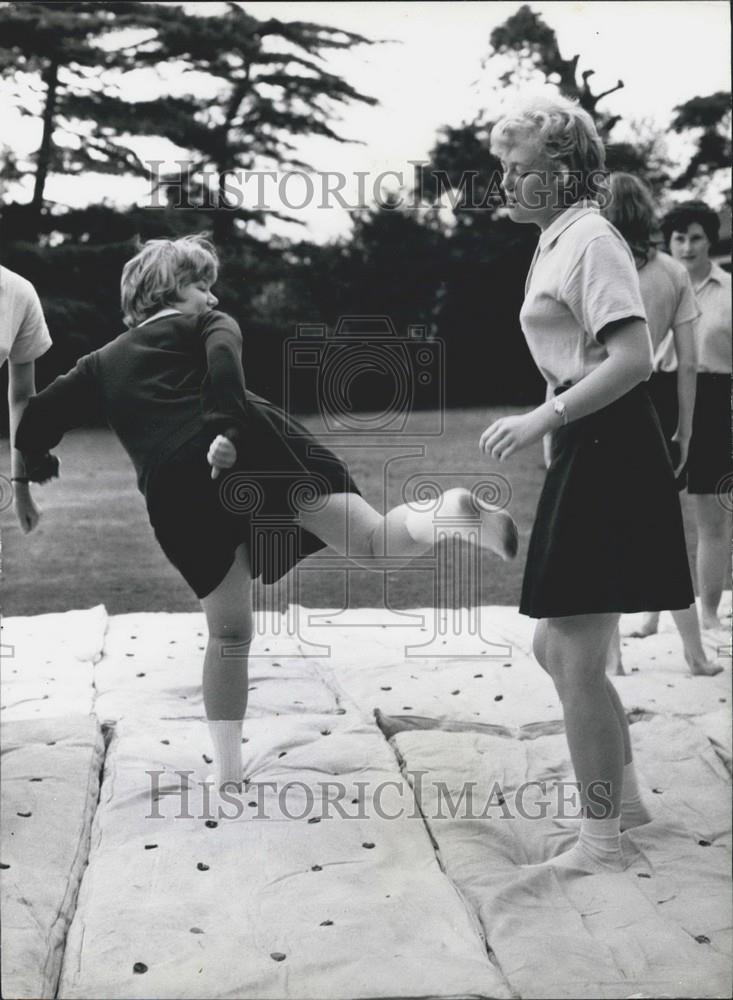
[522,843,627,876]
[446,488,519,561]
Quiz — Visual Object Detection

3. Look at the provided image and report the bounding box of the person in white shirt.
[662,201,732,631]
[601,174,720,676]
[481,92,694,873]
[0,265,53,533]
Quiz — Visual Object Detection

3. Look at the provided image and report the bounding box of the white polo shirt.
[0,265,52,367]
[638,251,701,372]
[691,262,731,374]
[520,204,650,389]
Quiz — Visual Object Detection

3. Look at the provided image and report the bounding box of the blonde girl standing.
[481,94,694,873]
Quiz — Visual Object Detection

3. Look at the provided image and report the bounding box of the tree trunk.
[30,56,60,238]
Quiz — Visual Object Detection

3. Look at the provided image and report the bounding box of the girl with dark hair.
[602,174,720,676]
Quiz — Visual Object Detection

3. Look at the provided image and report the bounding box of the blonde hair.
[120,234,218,327]
[602,172,657,258]
[490,91,606,203]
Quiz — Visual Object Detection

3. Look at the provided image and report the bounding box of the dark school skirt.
[646,371,686,491]
[519,383,695,619]
[145,402,361,599]
[686,372,732,495]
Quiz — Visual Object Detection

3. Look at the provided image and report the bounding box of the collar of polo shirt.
[695,260,729,292]
[538,200,601,252]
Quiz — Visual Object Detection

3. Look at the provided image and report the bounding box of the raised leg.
[296,489,518,567]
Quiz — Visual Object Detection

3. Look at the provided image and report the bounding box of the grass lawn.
[1,407,701,616]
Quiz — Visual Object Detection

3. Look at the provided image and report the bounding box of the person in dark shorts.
[15,235,518,798]
[601,173,720,676]
[662,201,732,630]
[481,92,694,874]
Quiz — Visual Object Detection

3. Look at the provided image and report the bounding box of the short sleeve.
[560,234,647,343]
[8,283,52,363]
[673,269,701,329]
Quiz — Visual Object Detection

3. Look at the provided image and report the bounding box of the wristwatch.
[553,396,568,425]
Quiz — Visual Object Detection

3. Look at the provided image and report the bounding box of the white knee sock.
[620,761,652,830]
[207,720,244,789]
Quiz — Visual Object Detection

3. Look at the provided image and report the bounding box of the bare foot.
[701,612,723,630]
[685,654,724,677]
[628,613,660,639]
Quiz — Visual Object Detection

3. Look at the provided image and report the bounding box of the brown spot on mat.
[0,863,10,869]
[161,739,170,745]
[136,672,145,678]
[381,686,392,691]
[695,935,711,944]
[320,920,333,926]
[205,820,218,829]
[17,812,31,818]
[311,865,322,871]
[270,952,286,961]
[474,674,483,678]
[494,695,503,701]
[698,839,711,846]
[362,842,375,849]
[637,872,651,878]
[144,845,158,850]
[133,963,148,974]
[190,927,204,934]
[29,778,42,782]
[202,754,212,764]
[197,862,210,871]
[308,817,320,824]
[451,690,460,696]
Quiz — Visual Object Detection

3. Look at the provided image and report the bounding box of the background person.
[662,201,732,630]
[601,173,720,676]
[0,264,53,534]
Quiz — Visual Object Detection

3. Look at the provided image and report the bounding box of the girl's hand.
[670,430,690,478]
[14,485,41,534]
[207,434,237,479]
[480,410,549,462]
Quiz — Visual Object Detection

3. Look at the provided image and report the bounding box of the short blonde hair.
[120,234,218,327]
[603,172,656,251]
[490,91,606,203]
